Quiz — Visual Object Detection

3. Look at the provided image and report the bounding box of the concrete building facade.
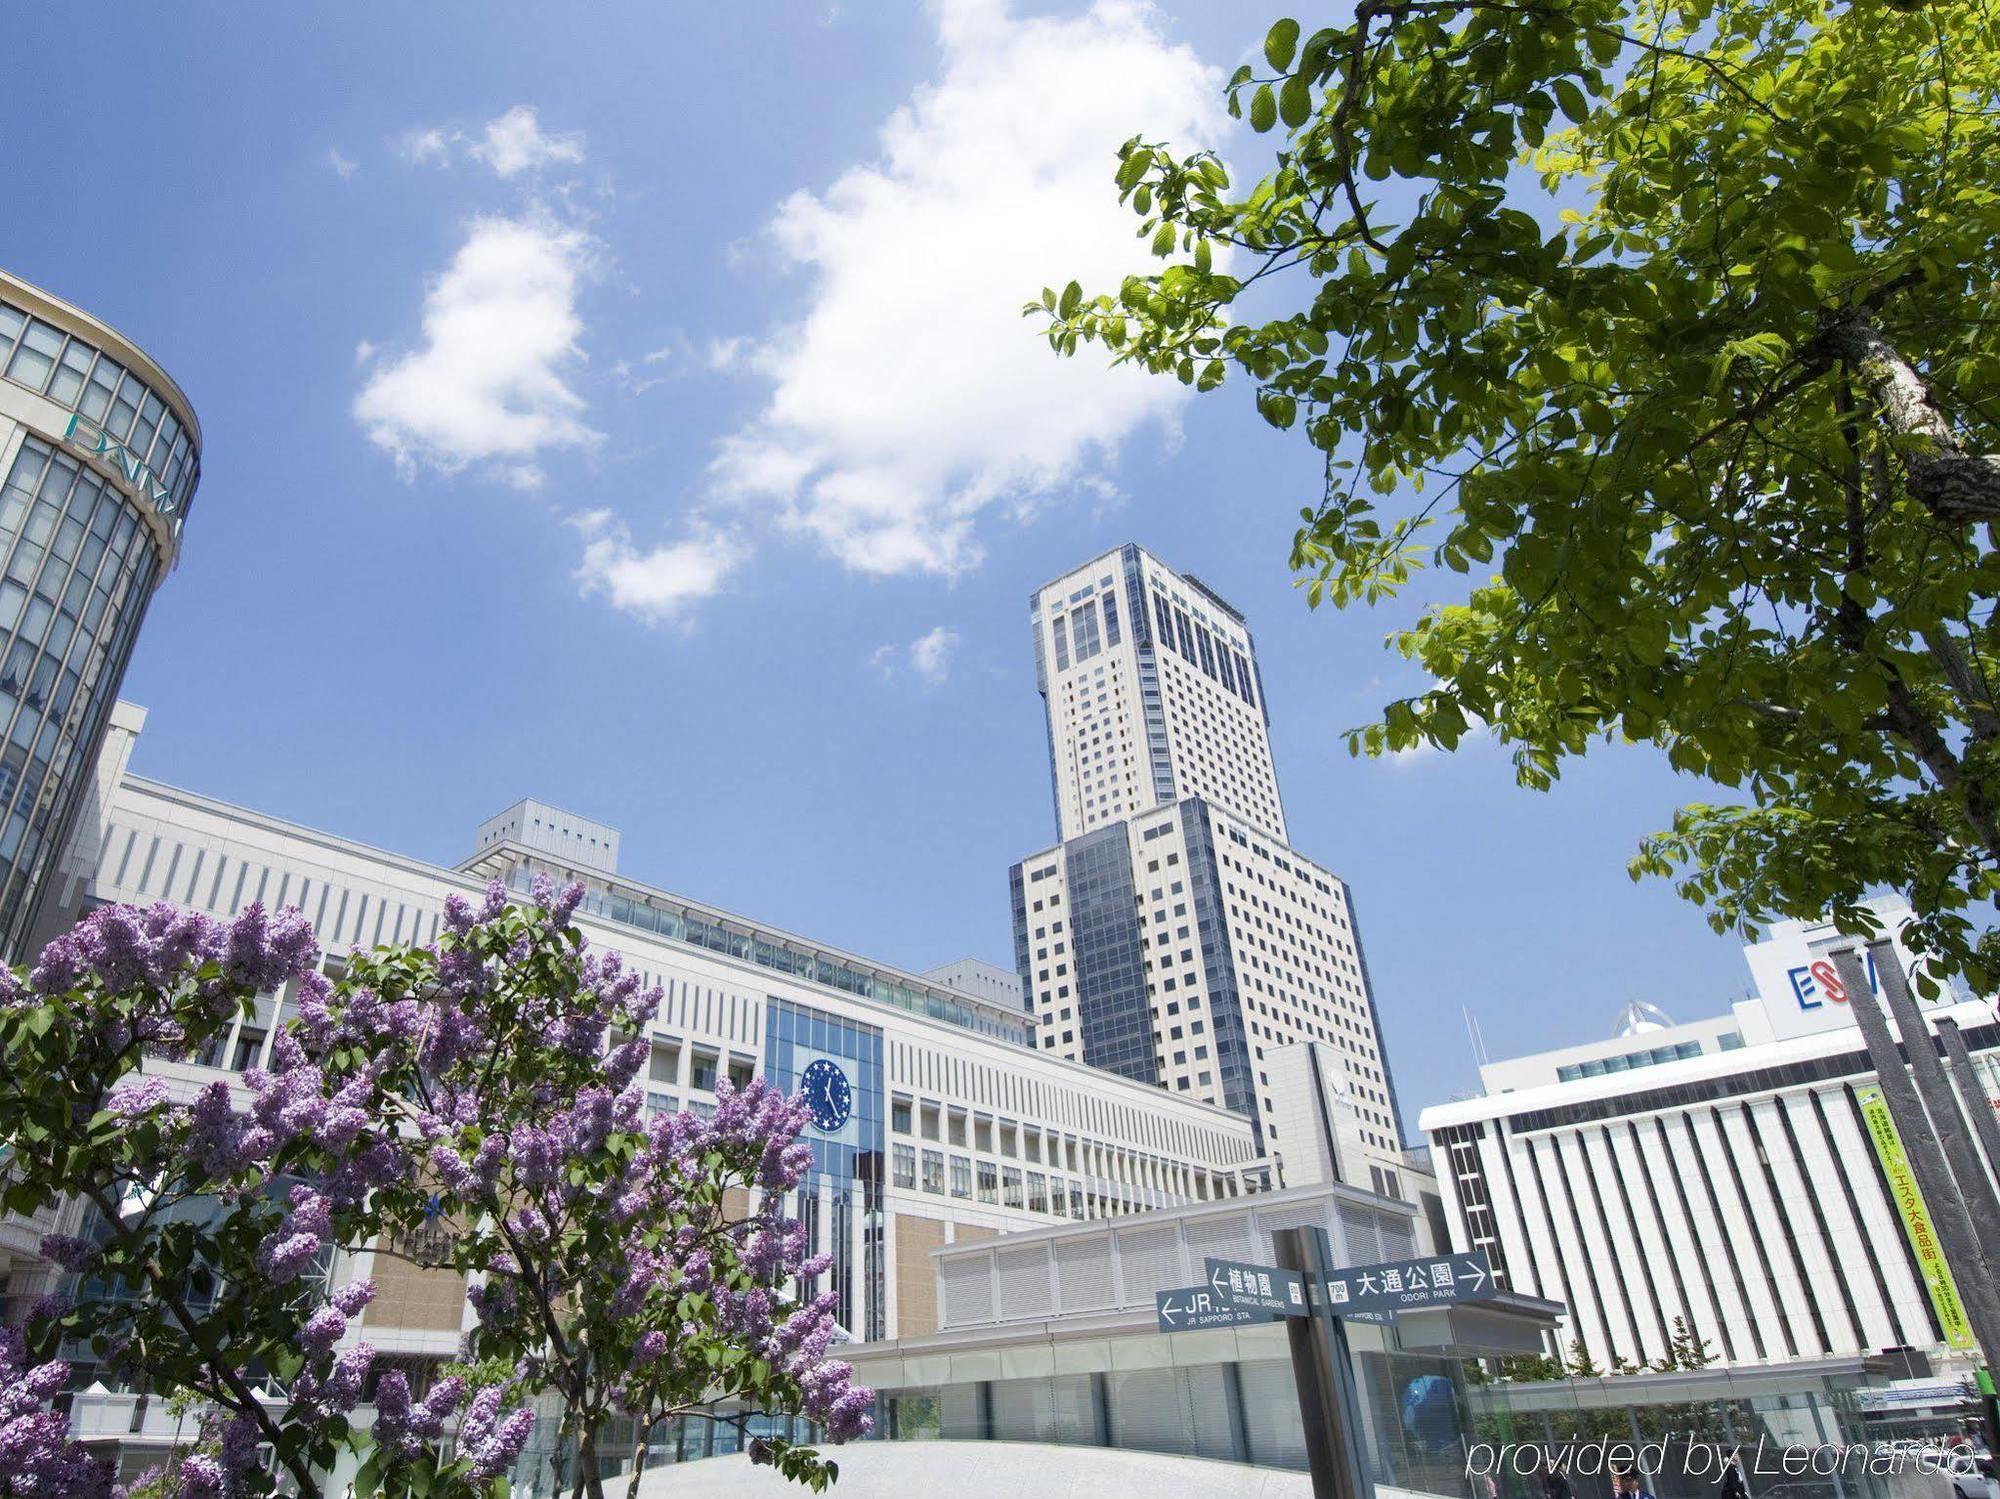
[1010,545,1406,1196]
[1420,898,2000,1372]
[10,705,1268,1416]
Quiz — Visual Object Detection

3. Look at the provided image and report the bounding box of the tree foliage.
[1034,0,2000,983]
[0,889,869,1499]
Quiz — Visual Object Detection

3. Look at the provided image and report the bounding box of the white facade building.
[1420,897,2000,1371]
[16,704,1267,1372]
[1010,544,1406,1200]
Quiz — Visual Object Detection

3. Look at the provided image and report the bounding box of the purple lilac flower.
[299,1305,348,1355]
[104,1076,170,1119]
[458,1387,536,1483]
[176,1452,224,1496]
[254,1186,332,1284]
[0,1328,116,1499]
[38,1233,101,1273]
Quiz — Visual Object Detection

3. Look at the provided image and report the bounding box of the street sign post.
[1153,1286,1269,1333]
[1320,1250,1491,1316]
[1203,1256,1309,1316]
[1274,1226,1373,1499]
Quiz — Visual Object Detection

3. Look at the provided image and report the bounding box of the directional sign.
[1204,1257,1309,1316]
[1155,1286,1270,1332]
[1321,1250,1492,1315]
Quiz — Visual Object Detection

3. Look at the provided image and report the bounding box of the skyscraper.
[0,270,199,958]
[1010,543,1409,1195]
[1032,544,1285,843]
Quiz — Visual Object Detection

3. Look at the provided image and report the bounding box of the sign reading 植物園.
[1203,1257,1307,1316]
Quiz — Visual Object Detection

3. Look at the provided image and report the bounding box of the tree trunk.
[1832,948,2000,1374]
[1870,940,2000,1239]
[1824,319,2000,524]
[1936,1015,2000,1194]
[624,1427,650,1499]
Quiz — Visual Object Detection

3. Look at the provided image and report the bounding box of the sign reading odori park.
[1322,1250,1490,1314]
[63,412,177,518]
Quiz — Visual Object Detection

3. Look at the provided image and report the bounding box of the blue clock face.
[800,1058,853,1133]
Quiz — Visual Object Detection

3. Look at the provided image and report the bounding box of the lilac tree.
[0,882,869,1499]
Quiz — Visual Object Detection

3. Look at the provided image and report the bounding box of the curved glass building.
[0,269,199,958]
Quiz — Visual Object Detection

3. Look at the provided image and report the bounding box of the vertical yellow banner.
[1855,1083,1977,1352]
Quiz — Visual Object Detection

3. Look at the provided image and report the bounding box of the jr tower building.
[1010,543,1409,1197]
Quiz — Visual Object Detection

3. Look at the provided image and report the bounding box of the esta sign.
[63,411,177,519]
[1786,950,1878,1012]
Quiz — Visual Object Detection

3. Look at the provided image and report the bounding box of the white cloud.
[909,625,960,684]
[353,339,377,365]
[571,511,745,626]
[354,216,599,481]
[400,127,453,166]
[712,0,1227,576]
[328,146,359,180]
[869,625,961,685]
[471,105,586,178]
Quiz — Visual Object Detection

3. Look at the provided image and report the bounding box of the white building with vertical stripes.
[1419,899,2000,1370]
[6,702,1268,1379]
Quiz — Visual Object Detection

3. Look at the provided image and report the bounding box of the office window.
[1003,1167,1025,1208]
[1028,1172,1048,1214]
[893,1143,916,1190]
[978,1161,999,1203]
[652,1039,684,1087]
[1073,599,1102,661]
[892,1097,913,1134]
[922,1149,945,1195]
[1101,590,1121,645]
[950,1155,972,1199]
[690,1050,718,1092]
[1052,615,1070,671]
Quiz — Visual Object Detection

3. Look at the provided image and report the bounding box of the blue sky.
[3,0,1765,1121]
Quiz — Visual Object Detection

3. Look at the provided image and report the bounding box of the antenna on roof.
[1463,1007,1489,1070]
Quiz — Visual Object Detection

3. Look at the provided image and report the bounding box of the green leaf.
[1264,18,1301,71]
[1552,78,1589,124]
[1279,74,1313,129]
[1249,84,1277,133]
[1058,280,1082,319]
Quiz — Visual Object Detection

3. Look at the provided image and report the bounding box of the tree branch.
[1823,318,2000,524]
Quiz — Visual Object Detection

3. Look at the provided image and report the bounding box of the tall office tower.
[0,270,199,958]
[1033,545,1285,843]
[1011,544,1409,1195]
